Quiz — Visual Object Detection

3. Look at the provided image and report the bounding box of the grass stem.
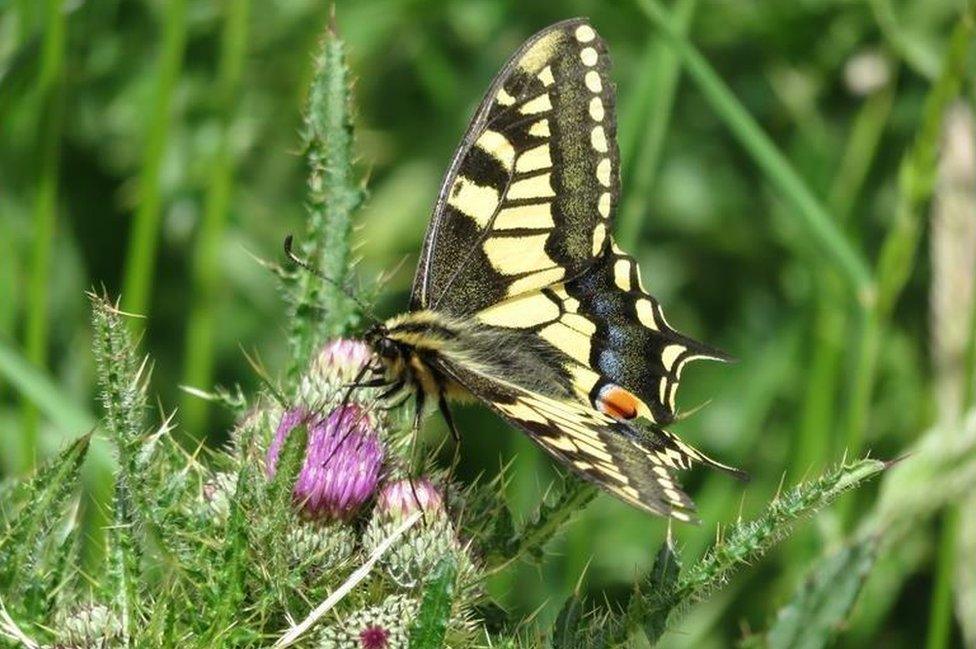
[180,0,251,437]
[120,0,188,320]
[617,0,696,249]
[22,0,66,471]
[636,0,875,303]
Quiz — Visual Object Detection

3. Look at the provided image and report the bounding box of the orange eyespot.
[597,384,639,420]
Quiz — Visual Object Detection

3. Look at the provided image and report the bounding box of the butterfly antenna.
[283,235,380,324]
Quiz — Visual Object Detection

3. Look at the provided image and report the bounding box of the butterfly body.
[363,18,746,521]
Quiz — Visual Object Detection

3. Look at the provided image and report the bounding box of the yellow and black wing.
[415,19,745,519]
[411,18,618,314]
[432,352,701,520]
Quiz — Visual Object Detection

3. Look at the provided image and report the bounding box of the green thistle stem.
[616,459,885,644]
[286,19,363,379]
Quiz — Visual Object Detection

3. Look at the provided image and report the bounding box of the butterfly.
[351,18,746,521]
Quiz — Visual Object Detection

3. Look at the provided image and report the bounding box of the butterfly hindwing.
[432,354,698,520]
[474,241,731,427]
[411,18,619,315]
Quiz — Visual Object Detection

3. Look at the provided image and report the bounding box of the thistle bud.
[55,603,122,648]
[375,477,445,522]
[363,476,473,588]
[299,338,375,409]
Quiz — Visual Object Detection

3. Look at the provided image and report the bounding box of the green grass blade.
[842,5,974,464]
[616,0,696,249]
[0,337,94,437]
[22,0,66,471]
[874,11,974,321]
[180,0,251,436]
[120,0,188,320]
[867,0,941,80]
[635,0,875,301]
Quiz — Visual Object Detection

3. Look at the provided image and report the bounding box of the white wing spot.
[447,176,499,227]
[475,130,515,171]
[661,344,686,372]
[591,222,607,255]
[591,125,608,152]
[613,258,631,291]
[589,96,605,121]
[575,24,596,42]
[580,46,598,66]
[493,203,554,230]
[506,267,565,296]
[515,144,552,173]
[496,87,516,106]
[598,192,611,218]
[508,173,555,200]
[483,234,555,275]
[596,158,612,187]
[477,291,560,328]
[520,94,552,115]
[528,119,550,138]
[585,70,603,93]
[538,65,555,87]
[636,299,658,330]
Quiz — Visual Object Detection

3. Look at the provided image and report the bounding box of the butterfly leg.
[438,395,461,444]
[346,375,390,389]
[434,392,463,520]
[412,388,427,434]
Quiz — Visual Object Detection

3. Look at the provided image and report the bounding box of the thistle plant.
[5,14,955,649]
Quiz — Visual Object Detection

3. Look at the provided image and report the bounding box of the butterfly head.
[364,323,398,360]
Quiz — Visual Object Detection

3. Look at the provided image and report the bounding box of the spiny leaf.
[763,536,879,649]
[0,433,90,596]
[252,420,307,618]
[489,476,596,573]
[409,557,457,649]
[632,533,681,642]
[552,592,586,649]
[89,292,148,472]
[265,422,307,529]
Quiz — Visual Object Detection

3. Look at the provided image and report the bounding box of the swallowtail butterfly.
[362,19,746,521]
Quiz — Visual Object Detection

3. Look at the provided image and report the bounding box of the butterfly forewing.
[411,18,619,315]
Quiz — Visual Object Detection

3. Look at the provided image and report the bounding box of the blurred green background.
[1,0,974,646]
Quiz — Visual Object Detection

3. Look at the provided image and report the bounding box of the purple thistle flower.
[266,405,384,520]
[376,477,444,521]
